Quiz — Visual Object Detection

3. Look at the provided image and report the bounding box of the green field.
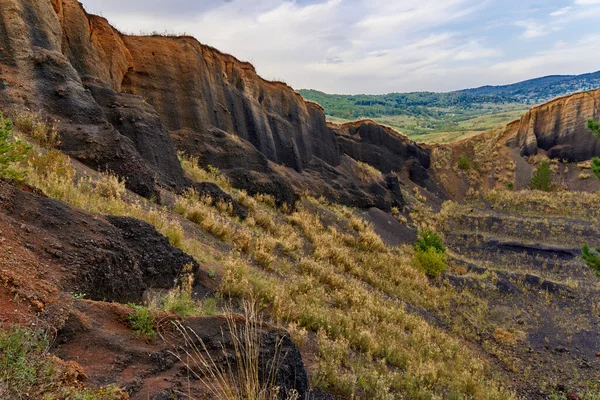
[300,74,600,144]
[326,104,529,144]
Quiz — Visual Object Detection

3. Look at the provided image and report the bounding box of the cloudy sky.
[80,0,600,94]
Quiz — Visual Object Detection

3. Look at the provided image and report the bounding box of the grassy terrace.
[0,114,516,399]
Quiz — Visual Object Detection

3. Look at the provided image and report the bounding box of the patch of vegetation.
[0,326,124,399]
[413,247,448,278]
[588,119,600,137]
[172,300,300,400]
[13,111,60,148]
[127,304,156,338]
[592,159,600,181]
[160,264,200,318]
[413,230,447,277]
[529,161,552,192]
[587,120,600,181]
[582,245,600,278]
[11,119,514,399]
[414,230,446,253]
[458,154,471,170]
[0,112,30,181]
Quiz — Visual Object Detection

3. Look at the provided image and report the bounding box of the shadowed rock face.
[505,88,600,161]
[0,180,201,304]
[0,0,187,198]
[0,0,434,208]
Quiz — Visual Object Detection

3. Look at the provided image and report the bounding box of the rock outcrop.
[0,180,201,304]
[0,0,433,209]
[505,88,600,161]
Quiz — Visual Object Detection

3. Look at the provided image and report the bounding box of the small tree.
[592,158,600,181]
[413,230,447,278]
[588,119,600,137]
[582,245,600,277]
[0,112,30,181]
[529,161,552,191]
[587,119,600,180]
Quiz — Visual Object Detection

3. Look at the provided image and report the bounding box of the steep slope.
[0,0,188,197]
[0,0,432,209]
[505,88,600,161]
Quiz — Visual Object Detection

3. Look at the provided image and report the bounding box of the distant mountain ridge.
[458,70,600,103]
[297,71,600,136]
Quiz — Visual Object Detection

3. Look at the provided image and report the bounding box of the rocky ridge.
[0,0,432,209]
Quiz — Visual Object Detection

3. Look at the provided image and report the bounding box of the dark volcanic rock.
[332,120,431,173]
[104,216,200,290]
[185,316,309,399]
[0,181,202,303]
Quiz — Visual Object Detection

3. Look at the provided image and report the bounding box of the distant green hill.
[298,71,600,142]
[458,70,600,103]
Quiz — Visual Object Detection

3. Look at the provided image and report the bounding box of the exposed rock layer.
[505,88,600,161]
[0,180,200,304]
[0,0,432,208]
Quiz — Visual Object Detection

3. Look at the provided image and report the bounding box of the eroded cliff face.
[0,0,187,197]
[0,0,432,208]
[506,88,600,161]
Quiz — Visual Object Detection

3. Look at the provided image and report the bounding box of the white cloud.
[78,0,600,93]
[489,34,600,78]
[550,7,572,16]
[515,19,553,39]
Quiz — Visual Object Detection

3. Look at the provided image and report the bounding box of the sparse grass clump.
[161,264,198,317]
[179,153,232,190]
[355,160,382,182]
[0,326,124,399]
[0,112,30,182]
[13,111,60,148]
[171,300,300,400]
[127,304,156,338]
[582,245,600,278]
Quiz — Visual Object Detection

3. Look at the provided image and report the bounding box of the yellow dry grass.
[10,128,515,399]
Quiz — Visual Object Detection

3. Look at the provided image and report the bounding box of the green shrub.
[413,231,447,277]
[413,247,448,277]
[458,154,470,170]
[591,157,600,181]
[529,161,552,192]
[200,297,218,316]
[0,112,31,181]
[162,289,197,317]
[586,120,600,181]
[583,244,600,277]
[127,304,156,337]
[588,119,600,137]
[414,230,446,254]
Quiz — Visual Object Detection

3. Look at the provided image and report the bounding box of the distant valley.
[299,70,600,143]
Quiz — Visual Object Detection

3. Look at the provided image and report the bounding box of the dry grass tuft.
[13,111,60,148]
[355,161,382,182]
[169,300,300,400]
